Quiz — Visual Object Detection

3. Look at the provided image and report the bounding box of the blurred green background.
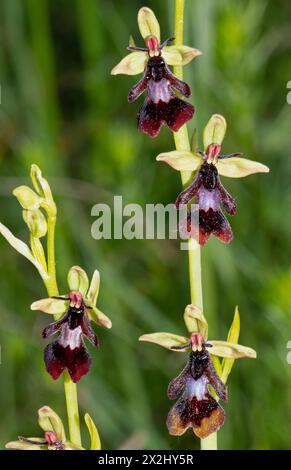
[0,0,291,450]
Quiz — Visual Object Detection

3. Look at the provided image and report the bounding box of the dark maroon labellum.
[167,345,228,438]
[176,162,236,245]
[128,37,195,138]
[43,292,99,383]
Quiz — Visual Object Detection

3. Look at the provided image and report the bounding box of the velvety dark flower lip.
[43,292,99,383]
[176,154,237,245]
[166,333,228,439]
[127,35,195,138]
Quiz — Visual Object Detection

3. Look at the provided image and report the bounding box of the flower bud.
[23,209,47,238]
[13,185,42,210]
[38,406,66,443]
[30,164,57,217]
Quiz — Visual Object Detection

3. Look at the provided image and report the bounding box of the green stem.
[173,0,217,450]
[45,213,82,447]
[46,216,58,295]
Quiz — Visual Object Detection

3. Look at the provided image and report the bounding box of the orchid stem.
[173,0,217,451]
[45,212,82,448]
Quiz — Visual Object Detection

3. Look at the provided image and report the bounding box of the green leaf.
[211,355,222,377]
[87,270,100,306]
[221,306,240,383]
[84,413,101,450]
[0,222,48,280]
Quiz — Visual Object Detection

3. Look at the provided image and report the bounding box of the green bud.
[30,164,57,217]
[23,209,47,238]
[38,406,66,443]
[13,186,42,210]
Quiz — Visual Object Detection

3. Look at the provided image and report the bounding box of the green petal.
[137,7,160,42]
[31,297,67,315]
[38,406,66,442]
[163,45,202,66]
[139,332,189,351]
[208,340,257,359]
[217,157,270,178]
[87,270,100,306]
[156,151,201,172]
[203,114,227,149]
[0,222,48,280]
[90,307,112,329]
[85,413,101,450]
[184,304,208,339]
[67,266,89,295]
[6,438,46,450]
[111,51,147,76]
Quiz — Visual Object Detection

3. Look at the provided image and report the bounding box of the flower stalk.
[173,0,214,450]
[1,165,83,448]
[35,178,82,447]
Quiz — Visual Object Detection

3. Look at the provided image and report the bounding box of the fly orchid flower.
[139,305,256,438]
[5,406,101,450]
[31,266,112,383]
[5,406,82,450]
[157,114,269,245]
[111,7,201,138]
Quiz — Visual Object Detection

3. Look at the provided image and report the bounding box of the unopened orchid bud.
[23,209,47,238]
[13,185,42,210]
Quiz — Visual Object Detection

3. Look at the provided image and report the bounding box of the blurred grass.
[0,0,291,450]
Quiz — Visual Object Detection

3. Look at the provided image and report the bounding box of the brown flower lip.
[176,157,237,246]
[167,335,228,439]
[43,292,99,383]
[127,35,195,138]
